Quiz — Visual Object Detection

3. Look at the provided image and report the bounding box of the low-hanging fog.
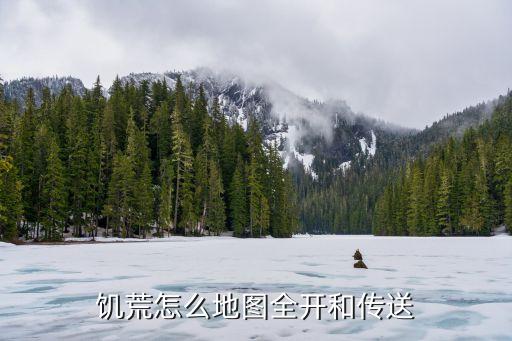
[0,0,511,129]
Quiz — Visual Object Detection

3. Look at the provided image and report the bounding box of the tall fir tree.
[157,158,174,236]
[126,114,153,238]
[104,153,135,238]
[41,133,66,241]
[0,155,22,241]
[229,156,247,237]
[171,101,195,234]
[206,159,226,235]
[436,168,452,235]
[504,175,512,232]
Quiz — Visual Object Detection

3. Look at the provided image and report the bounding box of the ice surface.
[0,235,511,340]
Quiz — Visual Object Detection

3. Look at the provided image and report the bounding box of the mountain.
[117,69,415,181]
[2,69,506,233]
[374,92,512,236]
[3,76,86,107]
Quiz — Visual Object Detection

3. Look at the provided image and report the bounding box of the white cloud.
[1,0,511,128]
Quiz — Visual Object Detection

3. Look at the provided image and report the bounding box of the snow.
[237,108,248,130]
[278,123,318,179]
[293,150,317,179]
[338,160,351,174]
[1,235,510,340]
[293,151,314,173]
[359,130,377,157]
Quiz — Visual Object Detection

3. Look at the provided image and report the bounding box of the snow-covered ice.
[0,235,511,340]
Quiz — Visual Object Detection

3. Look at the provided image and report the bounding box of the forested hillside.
[1,72,509,240]
[0,76,298,242]
[373,93,512,235]
[296,96,507,234]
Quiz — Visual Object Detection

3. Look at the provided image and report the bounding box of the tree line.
[0,76,298,242]
[373,94,512,236]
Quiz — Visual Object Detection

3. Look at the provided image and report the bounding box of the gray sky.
[1,0,511,128]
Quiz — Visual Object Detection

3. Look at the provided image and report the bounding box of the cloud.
[1,0,511,128]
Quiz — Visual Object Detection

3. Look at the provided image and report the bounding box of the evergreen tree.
[436,168,452,235]
[41,134,66,241]
[0,155,22,241]
[14,89,37,229]
[126,114,153,238]
[504,175,512,233]
[229,156,247,237]
[104,153,135,237]
[150,102,172,167]
[157,159,174,236]
[190,85,208,152]
[206,159,226,235]
[109,76,129,151]
[407,162,426,235]
[211,97,227,151]
[171,102,195,234]
[248,155,269,237]
[66,98,90,237]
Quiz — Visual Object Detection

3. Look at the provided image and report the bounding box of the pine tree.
[109,76,129,151]
[493,135,512,221]
[407,161,426,235]
[104,153,135,238]
[248,155,269,237]
[171,102,195,234]
[504,175,512,233]
[41,134,66,241]
[126,114,153,238]
[191,85,208,152]
[193,146,208,234]
[282,171,299,236]
[14,89,37,231]
[86,108,104,238]
[150,101,172,167]
[211,97,227,151]
[0,155,22,241]
[436,168,452,235]
[206,159,226,235]
[267,143,288,237]
[423,157,439,234]
[66,98,90,237]
[157,158,174,236]
[101,101,118,191]
[229,156,247,237]
[221,125,237,195]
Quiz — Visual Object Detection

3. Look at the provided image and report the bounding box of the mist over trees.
[373,94,512,236]
[0,76,298,242]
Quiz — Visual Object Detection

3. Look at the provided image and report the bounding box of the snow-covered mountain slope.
[119,69,273,133]
[118,69,403,179]
[3,76,86,107]
[2,69,411,178]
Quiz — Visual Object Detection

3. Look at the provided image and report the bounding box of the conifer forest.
[0,77,298,241]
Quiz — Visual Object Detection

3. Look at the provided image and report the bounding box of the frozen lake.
[1,235,511,340]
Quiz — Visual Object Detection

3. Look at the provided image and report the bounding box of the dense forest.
[294,95,508,235]
[0,76,298,242]
[373,94,512,236]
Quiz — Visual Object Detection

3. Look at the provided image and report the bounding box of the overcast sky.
[1,0,511,128]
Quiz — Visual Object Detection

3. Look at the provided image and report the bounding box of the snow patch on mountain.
[359,130,377,156]
[5,69,393,180]
[3,76,86,107]
[338,160,352,173]
[293,151,315,173]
